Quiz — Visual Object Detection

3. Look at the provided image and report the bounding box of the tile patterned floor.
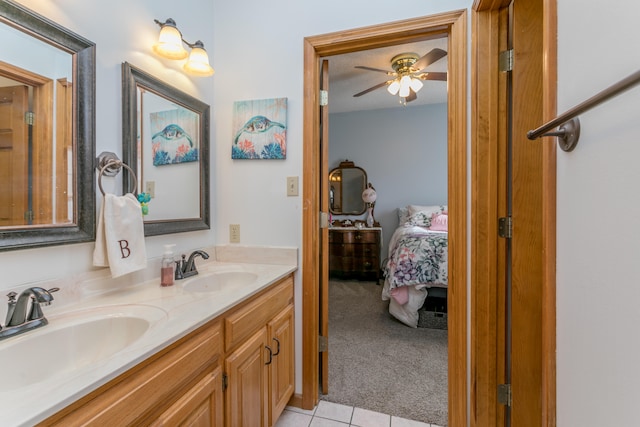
[274,400,444,427]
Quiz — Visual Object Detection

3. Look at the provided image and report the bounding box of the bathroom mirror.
[122,62,210,236]
[0,0,96,251]
[329,160,367,215]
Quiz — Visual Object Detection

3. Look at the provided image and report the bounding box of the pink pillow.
[429,213,448,231]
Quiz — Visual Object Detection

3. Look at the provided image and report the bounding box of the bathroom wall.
[2,0,473,399]
[329,103,448,259]
[556,1,640,424]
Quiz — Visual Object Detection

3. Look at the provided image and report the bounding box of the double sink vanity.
[0,248,297,427]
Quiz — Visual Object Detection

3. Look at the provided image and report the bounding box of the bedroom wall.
[556,1,640,425]
[329,103,448,259]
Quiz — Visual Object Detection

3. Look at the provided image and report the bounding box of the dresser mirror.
[122,62,210,236]
[329,160,367,215]
[0,0,96,251]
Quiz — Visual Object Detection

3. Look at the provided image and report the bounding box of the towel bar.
[96,152,138,196]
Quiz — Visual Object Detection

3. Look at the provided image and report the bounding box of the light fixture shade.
[387,80,401,95]
[399,75,412,97]
[409,77,423,93]
[183,41,215,77]
[153,20,188,60]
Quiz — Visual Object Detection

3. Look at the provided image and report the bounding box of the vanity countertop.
[0,258,296,427]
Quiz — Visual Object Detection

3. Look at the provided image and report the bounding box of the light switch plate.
[287,176,299,196]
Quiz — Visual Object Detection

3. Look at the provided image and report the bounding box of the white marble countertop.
[0,251,296,427]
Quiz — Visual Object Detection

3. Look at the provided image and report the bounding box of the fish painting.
[152,123,198,165]
[232,98,288,160]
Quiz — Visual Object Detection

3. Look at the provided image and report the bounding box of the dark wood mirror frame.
[0,0,96,251]
[122,62,210,236]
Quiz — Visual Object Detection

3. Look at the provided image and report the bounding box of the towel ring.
[97,159,138,196]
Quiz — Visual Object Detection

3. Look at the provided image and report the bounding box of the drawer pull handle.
[272,337,281,356]
[355,234,362,240]
[265,345,273,365]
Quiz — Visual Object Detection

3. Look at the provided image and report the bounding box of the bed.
[381,205,448,328]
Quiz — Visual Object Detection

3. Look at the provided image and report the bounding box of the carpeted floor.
[320,280,448,426]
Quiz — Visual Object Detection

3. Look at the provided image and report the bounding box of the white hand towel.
[93,193,147,278]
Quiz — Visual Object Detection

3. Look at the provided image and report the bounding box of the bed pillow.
[397,206,410,225]
[408,204,447,218]
[406,210,433,228]
[429,213,448,231]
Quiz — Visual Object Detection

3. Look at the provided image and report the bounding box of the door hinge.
[318,335,328,352]
[222,372,228,391]
[498,383,512,406]
[498,217,513,239]
[320,211,329,229]
[24,112,34,125]
[319,90,328,106]
[499,49,514,72]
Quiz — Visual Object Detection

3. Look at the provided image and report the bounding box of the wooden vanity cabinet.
[39,320,224,427]
[39,274,294,427]
[224,276,295,427]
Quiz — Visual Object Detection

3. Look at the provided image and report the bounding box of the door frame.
[472,0,556,425]
[301,10,468,426]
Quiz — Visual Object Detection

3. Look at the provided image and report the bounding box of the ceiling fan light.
[409,77,423,93]
[387,80,400,95]
[399,75,411,97]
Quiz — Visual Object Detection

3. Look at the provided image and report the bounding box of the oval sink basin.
[182,271,258,293]
[0,304,167,391]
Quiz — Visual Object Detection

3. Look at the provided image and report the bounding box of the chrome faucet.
[175,250,210,280]
[0,287,58,340]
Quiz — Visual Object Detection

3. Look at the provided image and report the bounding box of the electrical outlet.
[145,181,155,198]
[287,176,299,196]
[229,224,240,243]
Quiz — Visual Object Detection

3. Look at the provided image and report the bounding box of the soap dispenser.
[161,244,176,287]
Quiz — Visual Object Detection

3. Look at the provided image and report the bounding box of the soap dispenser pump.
[161,244,176,287]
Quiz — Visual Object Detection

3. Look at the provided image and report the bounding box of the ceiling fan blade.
[413,48,448,71]
[354,65,395,75]
[405,89,418,103]
[416,72,447,81]
[353,80,391,97]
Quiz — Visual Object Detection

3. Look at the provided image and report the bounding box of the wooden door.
[319,59,330,394]
[472,0,556,425]
[268,305,295,426]
[225,328,269,427]
[0,85,29,226]
[151,368,224,427]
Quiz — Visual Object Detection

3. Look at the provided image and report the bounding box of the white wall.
[557,1,640,425]
[329,104,448,258]
[1,0,472,401]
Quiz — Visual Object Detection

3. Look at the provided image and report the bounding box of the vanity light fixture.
[153,18,214,77]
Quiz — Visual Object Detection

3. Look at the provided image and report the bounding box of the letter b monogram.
[118,240,131,259]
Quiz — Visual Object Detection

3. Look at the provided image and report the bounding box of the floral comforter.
[384,225,448,290]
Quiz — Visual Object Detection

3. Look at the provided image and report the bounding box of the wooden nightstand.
[329,227,381,281]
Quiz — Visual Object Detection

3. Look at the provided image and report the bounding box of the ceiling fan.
[353,48,447,103]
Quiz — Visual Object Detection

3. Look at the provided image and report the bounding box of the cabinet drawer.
[225,276,294,352]
[330,243,378,258]
[329,230,379,244]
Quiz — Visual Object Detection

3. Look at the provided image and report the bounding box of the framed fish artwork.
[232,97,287,159]
[150,109,199,166]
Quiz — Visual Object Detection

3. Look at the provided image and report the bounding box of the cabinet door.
[225,327,269,427]
[151,367,224,427]
[267,305,295,426]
